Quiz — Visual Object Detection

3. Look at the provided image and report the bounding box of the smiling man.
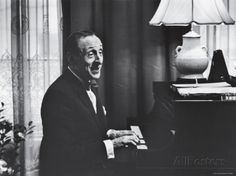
[39,30,139,176]
[68,32,103,81]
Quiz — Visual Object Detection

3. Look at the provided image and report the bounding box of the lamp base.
[179,73,204,79]
[175,30,209,79]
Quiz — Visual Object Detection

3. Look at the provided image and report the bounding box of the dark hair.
[65,30,95,58]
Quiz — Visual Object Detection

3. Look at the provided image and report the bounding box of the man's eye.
[99,51,103,56]
[87,52,95,58]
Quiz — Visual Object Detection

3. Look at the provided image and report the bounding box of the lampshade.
[149,0,235,26]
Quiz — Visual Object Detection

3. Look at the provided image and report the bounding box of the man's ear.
[67,52,84,68]
[66,52,74,66]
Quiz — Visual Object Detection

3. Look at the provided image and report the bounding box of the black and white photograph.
[0,0,236,176]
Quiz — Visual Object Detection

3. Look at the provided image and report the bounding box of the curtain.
[0,0,62,175]
[200,0,236,78]
[62,0,189,129]
[0,0,13,123]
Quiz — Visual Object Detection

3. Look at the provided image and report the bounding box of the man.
[39,30,139,176]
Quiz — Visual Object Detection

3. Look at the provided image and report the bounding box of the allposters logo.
[173,155,225,168]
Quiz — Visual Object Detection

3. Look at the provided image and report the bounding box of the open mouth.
[90,62,101,73]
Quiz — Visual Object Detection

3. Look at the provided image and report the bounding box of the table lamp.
[149,0,235,81]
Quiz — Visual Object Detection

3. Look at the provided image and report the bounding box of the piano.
[114,82,236,176]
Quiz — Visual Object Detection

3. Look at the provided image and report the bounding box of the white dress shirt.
[86,89,97,113]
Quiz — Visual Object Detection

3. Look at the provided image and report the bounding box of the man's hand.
[107,129,136,139]
[111,134,140,148]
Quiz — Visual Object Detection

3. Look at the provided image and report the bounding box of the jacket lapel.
[92,87,108,134]
[64,70,106,134]
[77,86,97,116]
[63,69,99,126]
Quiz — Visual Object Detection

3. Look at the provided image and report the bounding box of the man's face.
[77,35,103,80]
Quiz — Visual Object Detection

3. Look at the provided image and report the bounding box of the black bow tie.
[87,79,98,90]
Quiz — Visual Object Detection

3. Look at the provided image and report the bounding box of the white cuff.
[106,129,114,138]
[103,139,115,159]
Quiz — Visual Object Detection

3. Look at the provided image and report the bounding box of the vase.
[175,31,209,79]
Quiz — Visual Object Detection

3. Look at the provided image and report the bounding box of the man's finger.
[119,130,134,136]
[130,141,137,146]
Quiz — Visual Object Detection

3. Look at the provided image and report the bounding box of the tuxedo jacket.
[39,69,111,176]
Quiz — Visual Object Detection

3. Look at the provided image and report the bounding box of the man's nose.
[95,53,103,62]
